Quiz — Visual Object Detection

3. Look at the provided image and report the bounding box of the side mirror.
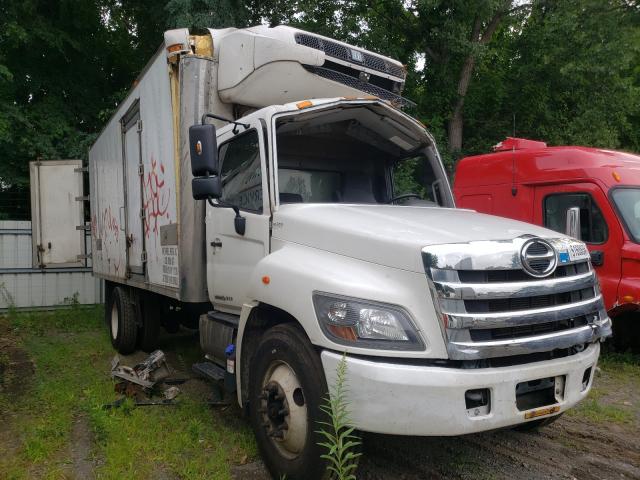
[189,124,219,176]
[192,176,221,200]
[565,206,581,239]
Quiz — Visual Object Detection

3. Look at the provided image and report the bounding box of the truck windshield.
[611,187,640,243]
[275,105,452,207]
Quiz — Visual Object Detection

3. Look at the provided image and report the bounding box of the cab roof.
[456,137,640,189]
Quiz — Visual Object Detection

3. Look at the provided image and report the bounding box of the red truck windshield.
[611,187,640,243]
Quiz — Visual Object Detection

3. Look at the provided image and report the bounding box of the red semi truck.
[454,137,640,350]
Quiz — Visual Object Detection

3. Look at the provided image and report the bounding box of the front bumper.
[321,342,600,436]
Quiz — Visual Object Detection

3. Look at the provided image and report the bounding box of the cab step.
[192,361,225,382]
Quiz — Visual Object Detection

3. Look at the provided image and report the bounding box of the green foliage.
[393,158,428,199]
[165,0,250,29]
[317,353,361,480]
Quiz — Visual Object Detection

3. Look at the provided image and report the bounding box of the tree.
[287,1,522,162]
[461,0,640,156]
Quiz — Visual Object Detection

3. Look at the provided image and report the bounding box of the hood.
[272,204,564,273]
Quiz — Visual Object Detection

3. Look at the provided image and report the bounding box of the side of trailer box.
[90,50,180,296]
[89,37,229,305]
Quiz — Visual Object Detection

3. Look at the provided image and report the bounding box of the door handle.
[590,250,604,267]
[211,238,222,248]
[119,206,125,231]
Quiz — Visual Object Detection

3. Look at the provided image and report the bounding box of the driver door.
[533,182,623,310]
[206,121,271,314]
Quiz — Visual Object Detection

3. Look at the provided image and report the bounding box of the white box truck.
[89,26,612,479]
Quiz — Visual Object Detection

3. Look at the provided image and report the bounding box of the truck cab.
[454,137,640,349]
[193,104,611,477]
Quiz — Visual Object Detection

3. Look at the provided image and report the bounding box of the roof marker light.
[167,44,185,53]
[612,171,621,182]
[296,100,313,109]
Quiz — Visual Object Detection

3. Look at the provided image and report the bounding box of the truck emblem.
[520,238,558,278]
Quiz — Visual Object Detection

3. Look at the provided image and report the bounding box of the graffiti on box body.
[143,157,170,239]
[94,205,122,275]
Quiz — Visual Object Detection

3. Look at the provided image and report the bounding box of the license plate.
[524,405,561,419]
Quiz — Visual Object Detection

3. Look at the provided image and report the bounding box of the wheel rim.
[259,361,308,459]
[111,302,119,340]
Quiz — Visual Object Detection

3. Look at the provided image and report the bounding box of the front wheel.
[248,324,331,480]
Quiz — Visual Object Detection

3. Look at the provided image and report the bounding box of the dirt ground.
[1,312,639,480]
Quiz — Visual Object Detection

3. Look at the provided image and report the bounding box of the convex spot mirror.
[565,206,581,240]
[189,124,219,177]
[192,176,221,200]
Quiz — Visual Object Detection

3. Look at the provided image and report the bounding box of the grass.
[570,396,634,424]
[0,306,256,480]
[567,350,640,425]
[317,354,361,480]
[598,351,640,382]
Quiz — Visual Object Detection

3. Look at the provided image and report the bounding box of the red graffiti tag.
[143,157,170,238]
[100,206,120,242]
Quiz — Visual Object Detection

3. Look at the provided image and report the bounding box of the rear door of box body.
[29,160,84,268]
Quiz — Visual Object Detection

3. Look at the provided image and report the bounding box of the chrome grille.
[422,236,612,360]
[294,33,406,80]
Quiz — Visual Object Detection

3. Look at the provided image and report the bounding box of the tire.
[514,413,563,432]
[248,323,331,480]
[138,292,160,352]
[612,313,639,353]
[107,286,138,354]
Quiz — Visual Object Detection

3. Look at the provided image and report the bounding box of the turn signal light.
[622,295,635,303]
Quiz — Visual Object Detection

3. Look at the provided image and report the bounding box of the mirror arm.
[206,198,246,236]
[201,113,250,132]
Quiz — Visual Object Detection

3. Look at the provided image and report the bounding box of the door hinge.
[137,119,143,132]
[138,163,144,176]
[76,253,92,260]
[75,195,89,202]
[140,209,146,219]
[141,251,147,263]
[76,225,91,231]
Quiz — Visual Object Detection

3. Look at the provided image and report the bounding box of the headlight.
[312,292,424,350]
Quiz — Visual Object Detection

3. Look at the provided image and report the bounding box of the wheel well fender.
[236,302,305,407]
